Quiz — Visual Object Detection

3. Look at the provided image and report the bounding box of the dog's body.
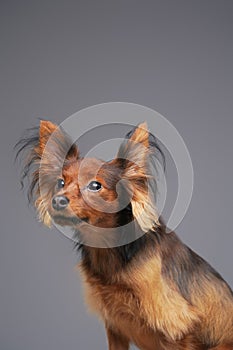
[17,121,233,350]
[80,228,233,350]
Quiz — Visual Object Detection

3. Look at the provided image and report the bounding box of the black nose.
[52,195,69,211]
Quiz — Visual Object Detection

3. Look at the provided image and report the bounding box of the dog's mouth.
[52,214,88,226]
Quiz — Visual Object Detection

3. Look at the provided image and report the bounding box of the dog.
[16,120,233,349]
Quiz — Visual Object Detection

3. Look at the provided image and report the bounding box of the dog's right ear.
[15,119,79,200]
[38,120,58,155]
[37,120,79,160]
[15,120,79,226]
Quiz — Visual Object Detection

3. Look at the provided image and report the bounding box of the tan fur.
[119,123,160,232]
[79,252,202,350]
[19,120,233,350]
[191,277,233,346]
[36,198,52,227]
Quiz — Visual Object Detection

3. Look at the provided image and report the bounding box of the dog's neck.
[79,224,165,283]
[81,246,124,282]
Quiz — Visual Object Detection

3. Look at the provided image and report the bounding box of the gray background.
[1,1,233,349]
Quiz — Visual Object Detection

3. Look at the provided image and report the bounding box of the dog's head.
[16,121,164,242]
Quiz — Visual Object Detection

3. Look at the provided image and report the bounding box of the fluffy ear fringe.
[117,123,165,233]
[15,120,79,227]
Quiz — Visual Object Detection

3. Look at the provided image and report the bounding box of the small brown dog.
[17,121,233,350]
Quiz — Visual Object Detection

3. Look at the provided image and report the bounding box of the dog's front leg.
[106,326,129,350]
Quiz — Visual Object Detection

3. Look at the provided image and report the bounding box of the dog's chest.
[80,262,202,349]
[83,276,141,323]
[82,277,161,349]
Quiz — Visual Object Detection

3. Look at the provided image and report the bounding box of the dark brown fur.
[16,121,233,350]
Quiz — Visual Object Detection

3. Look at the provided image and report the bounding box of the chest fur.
[79,257,199,343]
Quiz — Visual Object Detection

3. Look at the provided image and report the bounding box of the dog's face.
[18,120,161,237]
[48,156,125,229]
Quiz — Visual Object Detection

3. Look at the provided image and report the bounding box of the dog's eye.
[87,181,102,192]
[57,178,65,189]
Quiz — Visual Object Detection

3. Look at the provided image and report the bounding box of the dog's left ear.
[118,121,149,168]
[117,122,160,232]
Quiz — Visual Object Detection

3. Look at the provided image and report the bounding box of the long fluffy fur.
[16,121,233,350]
